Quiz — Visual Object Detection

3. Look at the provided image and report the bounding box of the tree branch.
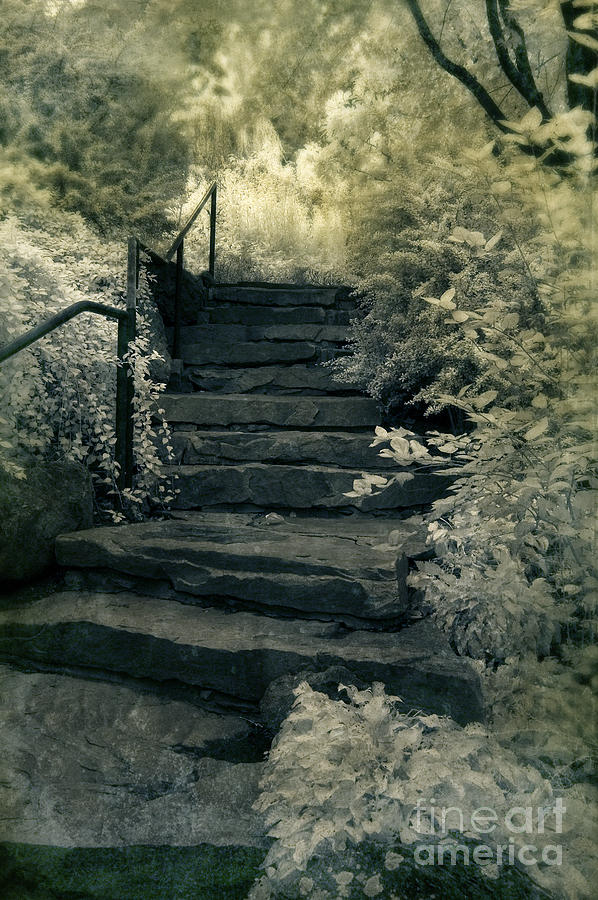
[486,0,552,119]
[498,0,550,108]
[404,0,577,168]
[404,0,510,132]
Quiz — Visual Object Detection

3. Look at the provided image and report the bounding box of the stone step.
[208,284,341,307]
[163,463,452,511]
[184,364,358,395]
[170,429,399,468]
[56,517,420,625]
[160,393,379,428]
[197,305,353,326]
[181,340,319,366]
[0,665,266,850]
[0,592,484,725]
[172,324,349,344]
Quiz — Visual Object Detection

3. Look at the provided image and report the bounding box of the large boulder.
[0,459,93,584]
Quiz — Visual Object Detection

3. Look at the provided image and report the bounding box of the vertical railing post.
[125,237,137,489]
[115,238,137,492]
[209,185,217,278]
[173,239,184,359]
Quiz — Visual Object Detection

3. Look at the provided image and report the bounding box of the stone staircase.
[0,281,483,882]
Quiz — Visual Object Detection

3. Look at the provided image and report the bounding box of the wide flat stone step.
[164,463,452,511]
[160,393,379,428]
[197,305,353,326]
[180,340,320,366]
[0,665,266,849]
[56,517,421,624]
[209,284,340,307]
[185,364,358,395]
[0,593,484,725]
[174,324,349,344]
[170,429,399,467]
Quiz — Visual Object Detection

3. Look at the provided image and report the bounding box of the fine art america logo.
[411,797,565,867]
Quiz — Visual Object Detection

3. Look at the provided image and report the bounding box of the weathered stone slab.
[56,519,407,622]
[160,393,379,428]
[209,285,338,307]
[175,324,348,344]
[185,365,357,395]
[206,304,327,324]
[258,324,347,342]
[165,463,452,511]
[205,305,355,326]
[181,341,316,366]
[171,430,399,468]
[124,510,431,556]
[0,666,266,849]
[0,595,484,724]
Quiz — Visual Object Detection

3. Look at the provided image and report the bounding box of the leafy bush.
[250,681,596,899]
[330,153,546,418]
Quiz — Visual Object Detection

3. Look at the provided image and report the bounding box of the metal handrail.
[0,238,138,491]
[162,181,217,359]
[165,181,217,267]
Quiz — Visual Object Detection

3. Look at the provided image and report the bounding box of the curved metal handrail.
[0,300,126,363]
[0,239,138,490]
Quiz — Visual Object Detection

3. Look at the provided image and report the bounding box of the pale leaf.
[525,417,549,441]
[439,288,456,309]
[484,229,503,251]
[569,67,598,88]
[451,310,470,323]
[438,442,459,454]
[519,106,543,132]
[473,390,498,410]
[567,30,598,51]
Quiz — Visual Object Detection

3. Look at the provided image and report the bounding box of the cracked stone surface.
[56,516,419,622]
[160,393,379,427]
[180,340,318,366]
[0,596,484,725]
[0,665,266,848]
[164,463,452,511]
[185,365,358,394]
[170,429,403,467]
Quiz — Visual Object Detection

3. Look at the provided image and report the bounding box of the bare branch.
[486,0,552,119]
[498,0,550,108]
[404,0,510,132]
